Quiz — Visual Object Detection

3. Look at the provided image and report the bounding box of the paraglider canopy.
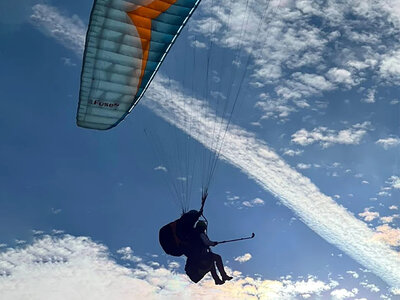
[77,0,201,130]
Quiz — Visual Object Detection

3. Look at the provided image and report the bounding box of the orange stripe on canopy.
[128,0,177,94]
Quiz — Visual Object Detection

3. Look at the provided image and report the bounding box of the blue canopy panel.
[77,0,201,130]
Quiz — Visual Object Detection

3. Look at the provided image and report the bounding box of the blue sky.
[1,0,400,299]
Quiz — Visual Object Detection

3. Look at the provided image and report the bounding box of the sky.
[1,0,400,299]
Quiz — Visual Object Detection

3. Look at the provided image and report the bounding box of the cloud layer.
[0,234,342,300]
[30,4,85,55]
[291,122,371,148]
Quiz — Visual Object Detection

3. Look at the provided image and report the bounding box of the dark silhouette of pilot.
[184,220,233,285]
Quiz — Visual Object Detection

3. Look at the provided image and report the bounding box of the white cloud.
[226,194,240,201]
[154,166,168,172]
[360,281,380,293]
[358,208,379,222]
[362,89,376,103]
[375,137,400,150]
[51,208,61,214]
[168,261,180,269]
[117,247,142,263]
[0,234,343,300]
[210,91,226,100]
[374,224,400,247]
[144,76,400,289]
[347,60,372,70]
[224,193,241,207]
[293,73,335,92]
[297,163,311,169]
[252,198,265,205]
[255,98,296,120]
[391,287,400,296]
[188,0,354,118]
[30,4,85,56]
[379,49,400,83]
[331,288,357,299]
[378,190,391,197]
[149,261,160,268]
[387,176,400,189]
[389,205,398,210]
[326,68,357,87]
[32,230,44,235]
[274,73,335,103]
[61,57,77,67]
[331,162,341,168]
[346,270,359,279]
[280,275,338,298]
[234,253,252,263]
[380,215,399,224]
[242,198,265,208]
[242,201,252,207]
[190,40,208,49]
[283,148,303,156]
[291,122,370,148]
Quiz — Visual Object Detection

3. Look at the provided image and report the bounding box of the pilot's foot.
[222,275,233,281]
